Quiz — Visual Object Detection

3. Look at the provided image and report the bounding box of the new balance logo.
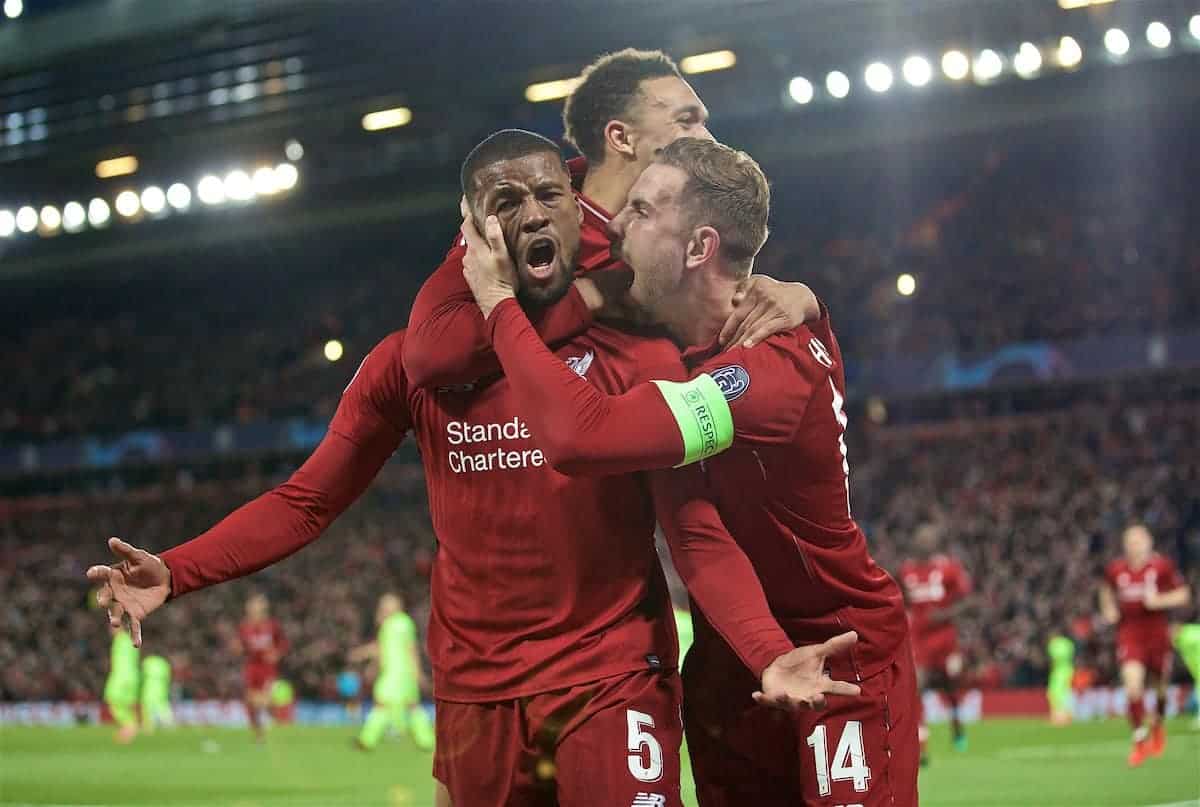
[631,794,666,807]
[566,350,595,378]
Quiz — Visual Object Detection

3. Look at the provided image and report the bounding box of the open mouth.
[523,237,558,281]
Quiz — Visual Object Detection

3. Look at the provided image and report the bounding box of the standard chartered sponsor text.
[446,417,547,473]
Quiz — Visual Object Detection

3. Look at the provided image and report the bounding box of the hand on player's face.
[460,196,518,320]
[470,153,581,310]
[719,277,822,349]
[755,631,862,712]
[85,537,171,648]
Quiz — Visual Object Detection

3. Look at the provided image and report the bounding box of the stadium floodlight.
[95,155,139,180]
[3,0,21,20]
[1057,36,1084,68]
[39,205,62,232]
[274,162,299,191]
[864,62,893,93]
[680,50,737,74]
[141,186,166,215]
[361,107,412,131]
[324,339,344,362]
[525,77,581,103]
[1192,15,1200,41]
[197,175,226,205]
[285,139,304,161]
[115,191,140,218]
[88,198,111,227]
[1146,22,1172,49]
[897,273,917,296]
[788,76,814,105]
[223,170,255,202]
[901,56,932,87]
[166,183,192,211]
[252,166,280,195]
[825,70,851,99]
[1058,0,1115,8]
[1104,28,1130,56]
[62,202,86,233]
[941,50,970,80]
[1013,42,1043,78]
[0,210,14,237]
[973,49,1004,82]
[16,206,38,233]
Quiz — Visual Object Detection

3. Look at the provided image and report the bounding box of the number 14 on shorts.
[807,720,871,799]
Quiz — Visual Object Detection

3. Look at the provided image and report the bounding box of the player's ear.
[686,225,720,270]
[604,119,636,161]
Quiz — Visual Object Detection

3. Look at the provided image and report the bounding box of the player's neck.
[579,159,637,217]
[667,269,738,348]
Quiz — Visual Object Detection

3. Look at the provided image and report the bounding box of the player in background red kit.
[899,522,973,761]
[85,132,857,807]
[236,593,288,742]
[1099,523,1190,767]
[403,49,812,394]
[460,138,917,807]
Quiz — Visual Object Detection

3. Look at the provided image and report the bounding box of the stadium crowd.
[2,374,1196,702]
[2,129,1198,443]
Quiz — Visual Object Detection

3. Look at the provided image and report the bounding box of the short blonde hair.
[657,138,770,276]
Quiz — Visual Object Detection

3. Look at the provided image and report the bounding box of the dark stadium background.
[2,0,1198,727]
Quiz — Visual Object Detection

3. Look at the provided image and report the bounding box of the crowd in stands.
[2,374,1196,701]
[2,127,1198,443]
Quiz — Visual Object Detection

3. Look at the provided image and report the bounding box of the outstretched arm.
[653,469,861,710]
[87,332,411,645]
[484,297,723,475]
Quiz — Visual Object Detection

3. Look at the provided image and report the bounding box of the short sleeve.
[694,327,832,446]
[329,331,411,447]
[1103,561,1119,587]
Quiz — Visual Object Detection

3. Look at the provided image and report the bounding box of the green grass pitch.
[1,718,1197,806]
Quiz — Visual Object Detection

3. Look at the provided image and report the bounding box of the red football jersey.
[899,555,971,644]
[238,618,287,667]
[1105,554,1183,638]
[672,317,908,679]
[339,323,684,702]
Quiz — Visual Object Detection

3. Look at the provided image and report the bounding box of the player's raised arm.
[85,332,412,646]
[402,233,599,389]
[651,468,861,710]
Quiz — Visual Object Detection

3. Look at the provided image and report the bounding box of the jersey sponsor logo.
[808,336,835,369]
[565,350,595,378]
[709,364,750,401]
[444,417,547,473]
[631,794,666,807]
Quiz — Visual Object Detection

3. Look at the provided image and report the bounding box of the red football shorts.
[433,669,683,807]
[242,663,276,692]
[684,635,920,807]
[1117,627,1174,677]
[912,628,961,678]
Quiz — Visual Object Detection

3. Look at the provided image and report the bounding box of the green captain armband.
[651,375,735,467]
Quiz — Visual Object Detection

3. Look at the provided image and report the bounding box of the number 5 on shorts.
[626,709,664,783]
[806,721,871,797]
